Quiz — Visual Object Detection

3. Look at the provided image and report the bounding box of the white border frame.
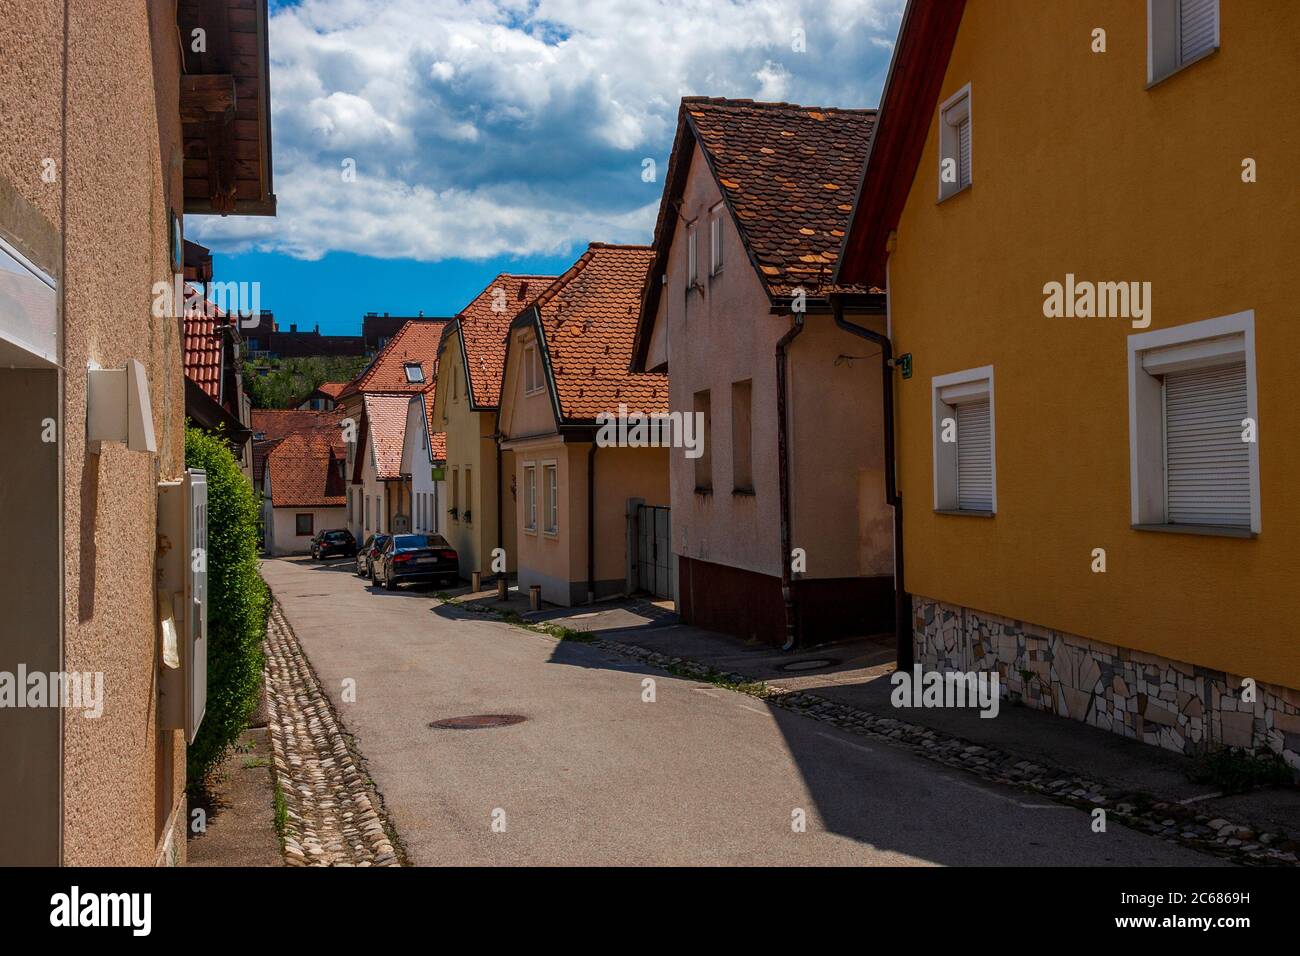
[931,364,996,514]
[936,82,972,203]
[1127,309,1259,533]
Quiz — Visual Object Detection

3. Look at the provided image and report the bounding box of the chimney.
[290,323,297,332]
[519,282,528,299]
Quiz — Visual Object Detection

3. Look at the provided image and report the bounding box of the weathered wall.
[888,1,1300,692]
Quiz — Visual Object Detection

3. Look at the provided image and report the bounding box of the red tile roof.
[363,393,412,480]
[317,381,347,399]
[448,274,554,409]
[266,430,347,508]
[524,244,667,423]
[339,318,450,398]
[681,98,876,298]
[182,294,227,402]
[251,408,345,444]
[420,393,447,461]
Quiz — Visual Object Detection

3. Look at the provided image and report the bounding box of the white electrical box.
[158,469,207,743]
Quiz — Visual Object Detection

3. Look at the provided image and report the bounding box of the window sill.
[1146,46,1218,90]
[937,182,971,205]
[522,526,537,536]
[694,487,713,497]
[934,508,994,518]
[1132,522,1255,540]
[732,487,755,497]
[542,529,558,539]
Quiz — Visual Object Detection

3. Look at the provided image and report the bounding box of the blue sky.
[192,0,904,336]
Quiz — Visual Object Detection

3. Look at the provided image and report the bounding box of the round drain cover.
[777,658,838,672]
[429,714,526,730]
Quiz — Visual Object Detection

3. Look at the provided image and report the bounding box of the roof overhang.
[834,0,966,287]
[179,0,276,217]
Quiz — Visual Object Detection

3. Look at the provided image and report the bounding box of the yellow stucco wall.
[889,1,1300,690]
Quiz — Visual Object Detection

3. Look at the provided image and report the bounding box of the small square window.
[931,367,995,514]
[404,362,424,384]
[296,513,314,536]
[937,84,972,202]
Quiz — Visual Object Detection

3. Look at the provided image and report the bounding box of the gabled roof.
[266,430,346,508]
[182,296,228,402]
[633,97,878,371]
[511,244,666,425]
[446,274,554,409]
[339,318,450,399]
[363,393,412,480]
[251,408,344,443]
[835,0,967,287]
[317,381,347,399]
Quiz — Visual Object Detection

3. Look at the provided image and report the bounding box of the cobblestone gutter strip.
[264,601,402,867]
[590,636,1300,867]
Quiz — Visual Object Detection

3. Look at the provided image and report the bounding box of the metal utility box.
[157,469,208,743]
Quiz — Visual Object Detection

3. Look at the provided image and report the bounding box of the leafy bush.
[244,354,369,409]
[1187,747,1295,793]
[184,423,269,789]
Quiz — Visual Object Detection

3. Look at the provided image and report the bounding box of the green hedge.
[184,423,269,788]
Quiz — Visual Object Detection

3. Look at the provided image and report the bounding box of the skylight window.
[403,362,425,384]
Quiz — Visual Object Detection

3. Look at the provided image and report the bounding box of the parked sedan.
[311,528,356,560]
[355,533,390,579]
[373,534,459,591]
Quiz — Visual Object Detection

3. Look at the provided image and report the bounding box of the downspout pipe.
[831,297,913,673]
[587,442,597,603]
[775,312,805,651]
[494,433,504,576]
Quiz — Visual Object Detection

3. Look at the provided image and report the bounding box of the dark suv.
[373,534,459,590]
[310,528,356,560]
[355,533,390,579]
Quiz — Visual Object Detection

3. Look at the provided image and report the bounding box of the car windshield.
[393,534,445,551]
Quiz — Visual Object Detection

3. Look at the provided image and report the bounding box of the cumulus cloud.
[189,0,902,262]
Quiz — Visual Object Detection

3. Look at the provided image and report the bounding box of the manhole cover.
[777,658,839,672]
[429,714,527,730]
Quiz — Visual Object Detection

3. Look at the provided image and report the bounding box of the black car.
[373,534,459,590]
[356,533,391,579]
[311,528,356,560]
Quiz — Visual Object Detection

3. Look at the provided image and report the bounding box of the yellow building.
[431,275,552,581]
[838,0,1300,767]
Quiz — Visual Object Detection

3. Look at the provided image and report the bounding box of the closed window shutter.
[1179,0,1217,64]
[957,116,972,188]
[1164,362,1249,526]
[956,398,992,511]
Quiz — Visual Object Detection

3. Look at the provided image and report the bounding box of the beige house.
[337,319,449,544]
[431,275,552,580]
[0,0,275,864]
[499,244,670,606]
[631,98,894,647]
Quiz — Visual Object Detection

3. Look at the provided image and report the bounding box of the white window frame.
[524,344,544,395]
[686,221,698,287]
[709,203,724,276]
[1147,0,1219,87]
[937,83,972,202]
[931,365,996,515]
[1127,309,1258,534]
[403,362,425,384]
[523,462,538,533]
[543,461,558,535]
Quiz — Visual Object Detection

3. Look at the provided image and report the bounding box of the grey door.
[636,504,672,598]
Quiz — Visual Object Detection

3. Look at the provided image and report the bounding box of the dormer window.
[404,362,424,384]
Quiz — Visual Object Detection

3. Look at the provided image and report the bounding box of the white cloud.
[189,0,902,262]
